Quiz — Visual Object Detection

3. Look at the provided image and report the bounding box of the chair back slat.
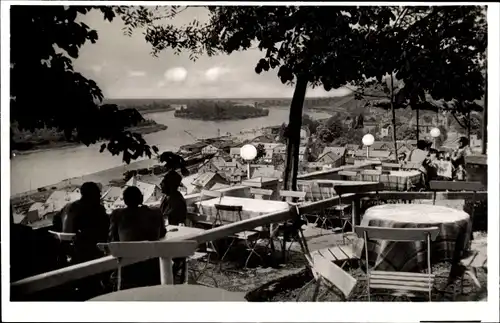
[311,252,357,299]
[48,230,76,242]
[214,204,243,212]
[429,181,484,192]
[106,240,198,259]
[354,226,440,242]
[334,183,383,196]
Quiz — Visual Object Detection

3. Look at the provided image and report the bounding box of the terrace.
[10,161,488,302]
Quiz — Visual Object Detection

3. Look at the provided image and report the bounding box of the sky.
[74,7,352,99]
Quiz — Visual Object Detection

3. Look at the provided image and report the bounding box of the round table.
[89,284,247,302]
[359,204,471,272]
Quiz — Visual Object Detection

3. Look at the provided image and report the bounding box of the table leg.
[159,257,174,285]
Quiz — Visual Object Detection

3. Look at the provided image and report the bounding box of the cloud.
[164,67,188,82]
[90,64,104,74]
[204,66,230,82]
[128,70,146,77]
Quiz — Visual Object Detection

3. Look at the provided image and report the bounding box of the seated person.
[451,137,472,180]
[52,182,109,263]
[405,140,430,186]
[160,170,188,283]
[109,186,167,289]
[405,140,429,165]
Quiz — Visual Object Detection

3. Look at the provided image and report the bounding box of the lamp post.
[430,127,441,149]
[362,134,375,159]
[240,144,257,179]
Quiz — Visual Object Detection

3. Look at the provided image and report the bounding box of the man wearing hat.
[160,170,188,283]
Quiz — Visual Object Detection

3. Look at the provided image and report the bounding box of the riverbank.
[11,123,168,156]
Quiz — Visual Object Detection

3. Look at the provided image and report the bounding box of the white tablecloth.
[196,196,289,222]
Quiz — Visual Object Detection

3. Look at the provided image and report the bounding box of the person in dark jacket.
[160,170,187,226]
[159,170,188,283]
[109,186,167,289]
[52,182,109,263]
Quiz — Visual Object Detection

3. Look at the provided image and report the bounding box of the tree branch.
[451,112,468,129]
[344,85,388,99]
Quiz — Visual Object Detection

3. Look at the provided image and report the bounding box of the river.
[11,109,331,195]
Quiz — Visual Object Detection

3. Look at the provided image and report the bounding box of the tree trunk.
[482,61,487,155]
[467,110,471,143]
[390,74,398,162]
[283,75,308,191]
[415,101,419,141]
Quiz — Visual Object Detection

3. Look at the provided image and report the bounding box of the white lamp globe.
[430,127,441,138]
[240,144,257,161]
[362,134,375,146]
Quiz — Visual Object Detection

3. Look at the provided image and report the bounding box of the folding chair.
[359,170,384,205]
[48,230,76,267]
[430,181,486,297]
[429,181,483,248]
[333,183,382,243]
[316,181,342,234]
[215,204,263,268]
[187,242,220,287]
[354,226,440,301]
[99,240,198,290]
[250,188,273,200]
[310,241,362,271]
[297,180,315,202]
[276,190,308,260]
[298,250,358,301]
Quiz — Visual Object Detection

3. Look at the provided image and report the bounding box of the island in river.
[174,100,270,120]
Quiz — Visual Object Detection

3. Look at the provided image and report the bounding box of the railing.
[11,189,486,298]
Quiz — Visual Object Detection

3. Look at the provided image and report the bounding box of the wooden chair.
[186,243,220,287]
[429,181,483,248]
[48,230,77,267]
[429,181,483,206]
[276,190,308,259]
[297,180,315,202]
[101,240,198,290]
[316,181,345,234]
[359,170,384,204]
[354,226,440,301]
[334,183,383,241]
[250,188,273,200]
[310,241,363,271]
[457,244,487,296]
[430,181,486,298]
[298,249,358,301]
[194,190,224,226]
[199,189,223,204]
[215,204,263,268]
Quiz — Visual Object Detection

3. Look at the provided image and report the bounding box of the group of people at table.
[400,136,472,185]
[11,170,190,295]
